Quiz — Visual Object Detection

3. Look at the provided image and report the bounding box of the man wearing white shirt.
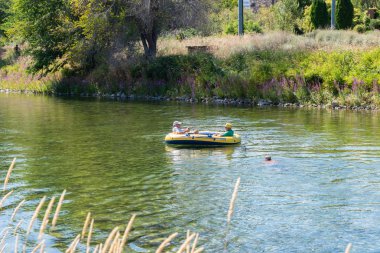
[172,121,190,134]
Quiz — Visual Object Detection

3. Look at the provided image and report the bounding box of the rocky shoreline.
[1,88,379,111]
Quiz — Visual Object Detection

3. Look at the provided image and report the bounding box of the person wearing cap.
[172,121,190,134]
[264,154,277,165]
[215,123,234,137]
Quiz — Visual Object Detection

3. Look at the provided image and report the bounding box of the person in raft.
[215,123,234,137]
[172,121,190,134]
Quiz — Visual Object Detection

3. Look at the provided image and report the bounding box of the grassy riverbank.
[1,31,380,108]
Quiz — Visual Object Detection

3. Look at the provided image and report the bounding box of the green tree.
[222,7,262,35]
[6,0,75,73]
[336,0,354,29]
[351,0,380,9]
[69,0,133,71]
[5,0,212,73]
[298,0,312,9]
[128,0,211,58]
[0,0,11,41]
[311,0,329,28]
[273,0,302,31]
[223,19,262,35]
[220,0,238,10]
[301,5,314,32]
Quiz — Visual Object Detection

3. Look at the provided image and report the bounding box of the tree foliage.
[220,0,238,10]
[298,0,312,9]
[4,0,376,77]
[311,0,329,29]
[6,0,74,73]
[273,0,302,31]
[125,0,210,58]
[219,6,263,35]
[5,0,211,73]
[351,0,380,9]
[0,0,10,39]
[336,0,354,29]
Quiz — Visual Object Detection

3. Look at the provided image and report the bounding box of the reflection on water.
[1,93,380,252]
[165,146,236,161]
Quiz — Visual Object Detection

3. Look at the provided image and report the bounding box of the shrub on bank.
[113,47,378,107]
[1,34,380,108]
[0,59,56,93]
[347,48,380,86]
[369,19,380,30]
[353,24,366,33]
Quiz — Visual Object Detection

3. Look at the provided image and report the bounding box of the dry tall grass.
[345,243,353,253]
[52,189,66,229]
[0,158,206,253]
[86,219,95,253]
[156,232,178,253]
[11,199,25,221]
[1,158,355,252]
[38,196,55,239]
[3,157,16,191]
[81,212,92,239]
[158,30,380,58]
[0,190,13,208]
[227,177,241,224]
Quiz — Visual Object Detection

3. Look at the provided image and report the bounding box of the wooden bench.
[186,46,210,54]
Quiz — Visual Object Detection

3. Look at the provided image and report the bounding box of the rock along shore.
[0,88,378,111]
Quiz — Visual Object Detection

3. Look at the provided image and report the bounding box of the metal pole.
[238,0,244,35]
[331,0,336,29]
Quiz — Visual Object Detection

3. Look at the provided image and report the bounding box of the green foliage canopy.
[0,0,10,39]
[220,0,238,10]
[298,0,312,9]
[272,0,302,31]
[6,0,74,73]
[336,0,354,29]
[311,0,329,29]
[351,0,380,10]
[221,7,263,35]
[5,0,211,74]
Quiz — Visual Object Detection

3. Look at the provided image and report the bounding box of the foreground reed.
[3,157,16,191]
[0,158,354,252]
[227,177,240,225]
[156,232,178,253]
[0,159,205,253]
[345,243,353,253]
[52,189,66,229]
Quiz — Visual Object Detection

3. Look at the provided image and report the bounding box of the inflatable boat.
[165,131,241,146]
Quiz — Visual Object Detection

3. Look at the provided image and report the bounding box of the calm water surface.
[1,93,380,252]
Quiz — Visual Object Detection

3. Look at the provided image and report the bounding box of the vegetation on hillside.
[0,0,379,108]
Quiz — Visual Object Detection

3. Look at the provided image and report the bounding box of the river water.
[1,93,380,252]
